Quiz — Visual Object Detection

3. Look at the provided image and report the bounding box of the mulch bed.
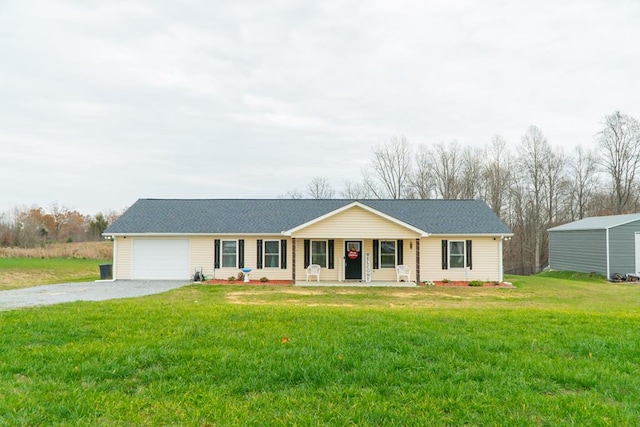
[431,281,514,288]
[201,280,513,287]
[204,280,293,286]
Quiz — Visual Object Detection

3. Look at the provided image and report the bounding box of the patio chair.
[306,264,321,282]
[396,265,411,282]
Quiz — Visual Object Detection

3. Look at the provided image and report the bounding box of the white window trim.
[263,240,281,269]
[449,240,466,269]
[221,239,238,268]
[379,240,396,269]
[311,239,328,268]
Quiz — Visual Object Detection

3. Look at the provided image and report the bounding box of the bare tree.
[481,135,511,217]
[431,141,463,199]
[306,177,335,199]
[278,189,305,199]
[411,144,434,199]
[460,145,484,199]
[542,145,567,226]
[339,180,373,199]
[567,146,600,220]
[364,135,413,199]
[518,125,549,273]
[598,111,640,214]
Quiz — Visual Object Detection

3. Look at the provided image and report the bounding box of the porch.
[296,280,417,287]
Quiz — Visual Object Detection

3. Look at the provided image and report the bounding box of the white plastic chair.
[396,265,411,282]
[306,264,321,282]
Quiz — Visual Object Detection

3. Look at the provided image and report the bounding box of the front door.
[345,241,362,280]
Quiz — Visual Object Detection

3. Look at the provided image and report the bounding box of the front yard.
[1,273,639,425]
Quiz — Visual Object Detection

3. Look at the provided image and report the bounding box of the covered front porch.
[290,237,421,285]
[296,280,418,287]
[282,200,428,285]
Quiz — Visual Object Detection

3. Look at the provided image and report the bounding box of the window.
[449,241,465,268]
[311,240,327,267]
[264,240,280,268]
[380,240,396,268]
[221,240,237,268]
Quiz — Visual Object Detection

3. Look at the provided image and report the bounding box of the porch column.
[292,238,296,285]
[415,238,420,284]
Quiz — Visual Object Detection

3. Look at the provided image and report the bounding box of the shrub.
[236,272,244,282]
[227,276,236,282]
[260,277,269,283]
[469,280,484,287]
[442,278,450,283]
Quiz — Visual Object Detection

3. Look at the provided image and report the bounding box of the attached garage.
[132,239,190,280]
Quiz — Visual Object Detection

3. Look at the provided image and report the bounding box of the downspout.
[606,228,610,280]
[111,236,117,281]
[499,236,504,283]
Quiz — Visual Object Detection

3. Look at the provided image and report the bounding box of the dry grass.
[0,241,112,260]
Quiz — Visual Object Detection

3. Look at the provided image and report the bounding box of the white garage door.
[132,239,190,280]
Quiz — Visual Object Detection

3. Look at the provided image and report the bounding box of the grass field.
[0,241,112,259]
[0,242,112,290]
[1,272,639,425]
[0,258,106,290]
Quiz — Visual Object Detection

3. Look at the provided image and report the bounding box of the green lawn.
[1,273,639,425]
[0,258,104,290]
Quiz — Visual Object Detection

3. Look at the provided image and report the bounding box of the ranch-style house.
[103,198,512,284]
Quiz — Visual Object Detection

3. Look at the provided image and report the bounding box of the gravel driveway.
[0,280,190,311]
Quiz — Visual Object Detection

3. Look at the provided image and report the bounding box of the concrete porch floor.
[296,281,417,287]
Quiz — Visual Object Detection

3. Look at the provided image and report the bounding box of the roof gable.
[283,202,428,237]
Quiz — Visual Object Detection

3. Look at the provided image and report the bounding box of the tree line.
[4,111,638,274]
[282,111,640,275]
[0,203,120,248]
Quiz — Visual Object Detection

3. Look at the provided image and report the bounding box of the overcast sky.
[1,0,639,215]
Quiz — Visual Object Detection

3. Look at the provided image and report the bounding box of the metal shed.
[548,213,640,279]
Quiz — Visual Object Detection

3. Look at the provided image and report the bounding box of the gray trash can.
[99,264,113,280]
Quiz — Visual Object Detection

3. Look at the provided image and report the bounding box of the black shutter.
[441,240,448,270]
[281,239,287,269]
[238,239,244,269]
[466,240,472,270]
[397,239,403,265]
[373,239,379,269]
[256,239,263,269]
[214,239,220,269]
[328,240,335,269]
[304,239,310,267]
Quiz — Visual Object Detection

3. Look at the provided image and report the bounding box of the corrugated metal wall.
[548,229,607,276]
[608,221,640,275]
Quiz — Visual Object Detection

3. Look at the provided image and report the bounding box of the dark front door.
[345,241,362,280]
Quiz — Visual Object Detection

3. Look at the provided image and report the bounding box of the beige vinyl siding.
[212,236,293,281]
[293,206,421,239]
[190,237,215,277]
[294,238,418,282]
[372,239,418,282]
[294,238,340,282]
[255,238,292,281]
[420,236,502,282]
[114,235,294,281]
[114,237,132,279]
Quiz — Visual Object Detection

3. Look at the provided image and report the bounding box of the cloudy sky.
[1,0,639,214]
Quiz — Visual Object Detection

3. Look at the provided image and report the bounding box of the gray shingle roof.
[548,213,640,231]
[104,199,511,235]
